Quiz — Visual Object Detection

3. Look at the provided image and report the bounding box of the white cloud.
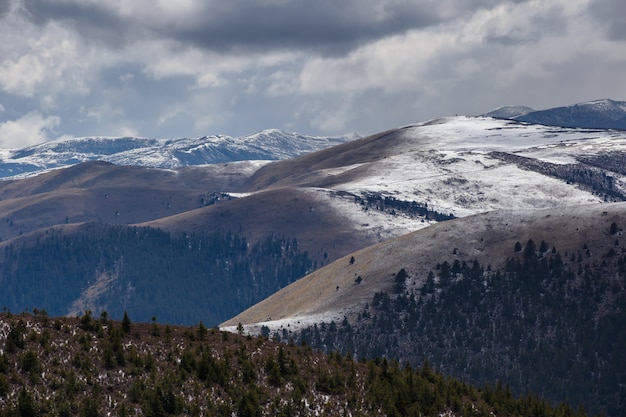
[0,112,61,147]
[296,30,451,96]
[0,3,99,99]
[294,0,581,98]
[117,126,139,137]
[0,54,46,97]
[274,0,626,133]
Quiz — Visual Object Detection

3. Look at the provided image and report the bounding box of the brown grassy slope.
[135,128,422,262]
[0,161,259,243]
[222,201,626,327]
[139,187,382,264]
[0,161,255,199]
[0,186,210,239]
[0,156,386,265]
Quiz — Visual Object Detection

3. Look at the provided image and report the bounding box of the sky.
[0,0,624,148]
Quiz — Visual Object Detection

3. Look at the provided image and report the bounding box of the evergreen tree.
[121,311,131,334]
[523,239,537,259]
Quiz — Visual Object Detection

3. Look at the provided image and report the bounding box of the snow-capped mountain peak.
[578,98,626,118]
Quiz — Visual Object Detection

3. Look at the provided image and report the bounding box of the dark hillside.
[0,224,313,326]
[515,100,626,130]
[288,238,626,416]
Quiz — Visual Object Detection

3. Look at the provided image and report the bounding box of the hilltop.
[223,202,626,416]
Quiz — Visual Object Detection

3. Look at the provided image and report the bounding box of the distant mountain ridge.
[481,105,534,119]
[3,98,624,180]
[0,129,358,179]
[483,98,626,129]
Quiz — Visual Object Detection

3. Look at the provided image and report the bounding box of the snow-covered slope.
[327,117,623,218]
[234,116,626,247]
[222,201,626,333]
[0,129,357,179]
[512,99,626,129]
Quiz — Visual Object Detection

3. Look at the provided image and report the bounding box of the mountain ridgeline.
[0,130,356,179]
[483,98,626,130]
[0,225,314,325]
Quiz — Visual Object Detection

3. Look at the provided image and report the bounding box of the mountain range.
[2,109,626,321]
[0,129,357,179]
[0,99,625,415]
[0,98,622,181]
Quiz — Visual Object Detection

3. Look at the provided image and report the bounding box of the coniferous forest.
[288,239,626,417]
[0,224,313,326]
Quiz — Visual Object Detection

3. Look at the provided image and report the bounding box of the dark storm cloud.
[0,1,10,16]
[21,0,567,62]
[172,1,442,55]
[21,0,138,48]
[19,0,534,55]
[588,0,626,40]
[21,1,441,54]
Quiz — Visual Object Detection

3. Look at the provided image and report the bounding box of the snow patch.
[222,312,345,336]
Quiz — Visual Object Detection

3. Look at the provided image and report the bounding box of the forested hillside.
[0,311,592,417]
[285,238,626,416]
[0,224,314,325]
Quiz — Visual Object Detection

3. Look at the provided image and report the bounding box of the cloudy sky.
[0,0,624,147]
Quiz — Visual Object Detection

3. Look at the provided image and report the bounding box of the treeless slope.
[0,160,258,199]
[222,202,626,328]
[139,187,383,264]
[0,161,261,243]
[0,184,213,242]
